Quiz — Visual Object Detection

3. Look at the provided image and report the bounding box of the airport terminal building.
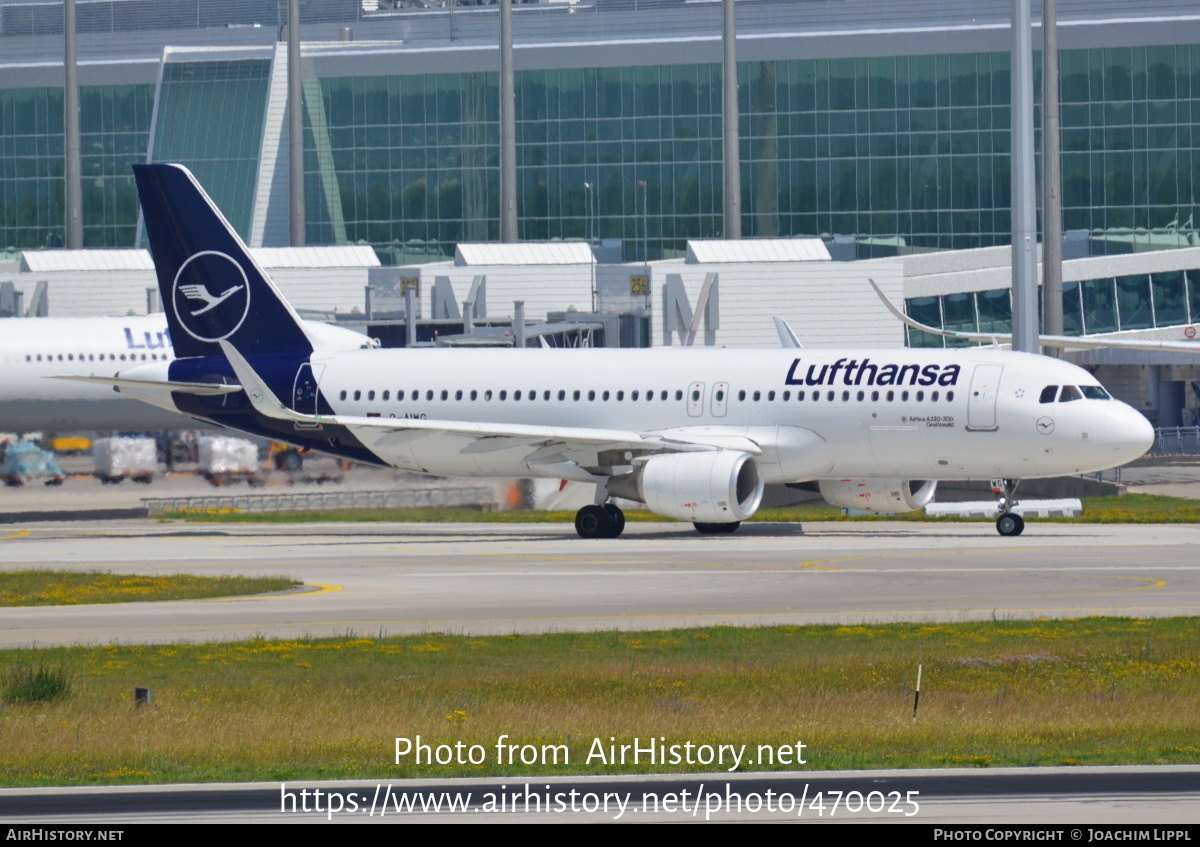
[3,0,1200,423]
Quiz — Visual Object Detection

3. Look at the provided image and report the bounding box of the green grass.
[2,619,1198,786]
[4,663,70,704]
[0,571,301,607]
[171,493,1200,525]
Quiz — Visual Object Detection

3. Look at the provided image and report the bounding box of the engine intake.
[609,450,764,523]
[818,479,937,514]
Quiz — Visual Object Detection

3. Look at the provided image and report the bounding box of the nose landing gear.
[991,478,1025,536]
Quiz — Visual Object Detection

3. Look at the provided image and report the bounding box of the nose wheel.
[575,503,625,538]
[991,478,1025,537]
[996,512,1025,537]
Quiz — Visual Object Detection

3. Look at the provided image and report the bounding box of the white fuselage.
[301,345,1152,483]
[0,315,184,432]
[0,315,370,433]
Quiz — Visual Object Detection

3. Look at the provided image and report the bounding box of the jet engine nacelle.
[818,478,937,514]
[610,450,764,523]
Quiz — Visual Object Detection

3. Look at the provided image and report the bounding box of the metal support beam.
[499,0,518,242]
[721,0,741,239]
[1010,0,1039,354]
[63,0,82,249]
[288,0,305,246]
[1041,0,1063,355]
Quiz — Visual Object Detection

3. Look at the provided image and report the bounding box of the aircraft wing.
[217,342,746,469]
[869,278,1200,353]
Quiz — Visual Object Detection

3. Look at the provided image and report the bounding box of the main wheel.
[575,504,614,539]
[996,512,1025,537]
[603,504,625,538]
[694,521,741,535]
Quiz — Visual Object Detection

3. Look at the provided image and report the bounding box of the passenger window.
[691,389,700,401]
[515,390,522,400]
[767,391,776,401]
[842,390,850,401]
[354,390,361,401]
[947,391,954,401]
[660,390,668,400]
[1039,385,1058,403]
[871,390,879,401]
[931,391,938,401]
[456,390,463,400]
[632,390,639,400]
[646,390,653,402]
[738,390,746,401]
[485,390,493,400]
[857,390,865,401]
[398,390,405,401]
[1059,385,1083,402]
[425,390,433,401]
[573,390,580,401]
[782,391,790,401]
[557,390,565,401]
[500,390,507,401]
[716,389,725,401]
[826,390,834,401]
[901,390,909,401]
[602,391,610,401]
[753,391,761,401]
[887,390,894,401]
[471,390,478,400]
[368,390,376,401]
[674,390,682,400]
[544,390,551,400]
[340,390,347,401]
[813,391,820,402]
[587,390,595,401]
[383,391,390,400]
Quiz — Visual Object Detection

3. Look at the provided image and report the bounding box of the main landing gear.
[574,503,625,539]
[991,478,1025,537]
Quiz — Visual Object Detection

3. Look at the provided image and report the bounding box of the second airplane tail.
[133,163,315,360]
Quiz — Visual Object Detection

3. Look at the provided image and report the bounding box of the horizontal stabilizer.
[52,375,242,396]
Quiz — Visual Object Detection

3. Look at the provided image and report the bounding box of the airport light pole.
[1042,0,1064,355]
[288,0,305,246]
[64,0,82,249]
[1010,0,1039,354]
[721,0,741,240]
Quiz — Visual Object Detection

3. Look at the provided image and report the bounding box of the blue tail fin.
[133,163,314,360]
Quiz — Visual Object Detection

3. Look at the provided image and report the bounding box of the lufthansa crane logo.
[171,251,251,343]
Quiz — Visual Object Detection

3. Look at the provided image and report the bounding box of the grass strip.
[172,493,1200,525]
[1,618,1198,786]
[0,571,301,607]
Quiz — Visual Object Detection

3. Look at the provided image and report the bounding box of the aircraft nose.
[1112,404,1154,464]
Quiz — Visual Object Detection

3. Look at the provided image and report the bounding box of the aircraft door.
[293,363,325,415]
[711,381,729,417]
[687,382,705,418]
[966,364,1003,431]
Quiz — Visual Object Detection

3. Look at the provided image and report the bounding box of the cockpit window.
[1080,385,1110,400]
[1059,385,1084,402]
[1039,385,1058,404]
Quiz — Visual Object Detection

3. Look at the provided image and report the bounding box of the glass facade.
[303,44,1200,263]
[906,268,1200,347]
[151,59,271,240]
[4,40,1200,262]
[1,84,152,249]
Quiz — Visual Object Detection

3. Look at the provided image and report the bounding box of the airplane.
[1,311,375,433]
[89,163,1155,538]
